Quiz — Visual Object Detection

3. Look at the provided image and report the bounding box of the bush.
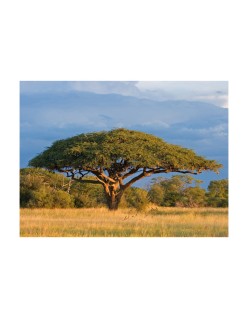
[178,187,206,207]
[123,187,150,211]
[20,168,107,208]
[207,179,228,207]
[52,190,74,208]
[148,183,164,206]
[26,188,54,208]
[20,168,74,208]
[70,180,106,208]
[148,176,206,207]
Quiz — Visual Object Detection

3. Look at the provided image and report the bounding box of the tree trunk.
[106,190,123,210]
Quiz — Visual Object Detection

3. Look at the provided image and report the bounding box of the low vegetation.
[20,168,228,209]
[20,207,228,237]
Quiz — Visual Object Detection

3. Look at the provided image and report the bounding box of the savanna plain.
[20,207,228,237]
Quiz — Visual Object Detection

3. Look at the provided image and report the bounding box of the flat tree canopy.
[29,128,222,209]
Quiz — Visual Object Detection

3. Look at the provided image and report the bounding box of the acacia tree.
[29,128,222,210]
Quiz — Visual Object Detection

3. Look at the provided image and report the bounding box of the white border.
[1,1,247,318]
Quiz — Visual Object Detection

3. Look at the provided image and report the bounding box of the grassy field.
[20,206,228,237]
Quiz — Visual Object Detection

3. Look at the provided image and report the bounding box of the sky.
[20,81,228,188]
[20,81,228,107]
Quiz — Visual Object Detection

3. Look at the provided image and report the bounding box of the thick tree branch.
[123,167,199,189]
[122,167,141,180]
[57,166,117,184]
[123,171,147,189]
[91,170,116,184]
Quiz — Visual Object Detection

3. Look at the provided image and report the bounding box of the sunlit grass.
[20,207,228,237]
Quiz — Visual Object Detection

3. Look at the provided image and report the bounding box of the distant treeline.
[20,168,228,209]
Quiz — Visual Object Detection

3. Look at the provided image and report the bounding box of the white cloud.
[20,81,228,108]
[135,81,228,107]
[181,123,228,137]
[70,81,141,97]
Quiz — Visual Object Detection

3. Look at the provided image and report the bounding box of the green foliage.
[26,188,54,208]
[148,183,165,206]
[179,187,206,207]
[20,167,70,190]
[52,190,74,208]
[20,168,228,210]
[69,179,106,208]
[20,168,74,208]
[29,128,222,174]
[20,168,108,208]
[149,175,206,207]
[149,176,228,208]
[122,187,150,211]
[20,168,150,210]
[207,179,228,207]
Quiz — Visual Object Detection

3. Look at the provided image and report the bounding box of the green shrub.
[52,190,74,208]
[20,168,74,208]
[207,179,228,207]
[178,187,206,207]
[149,176,206,207]
[123,187,150,211]
[20,168,107,208]
[70,180,106,208]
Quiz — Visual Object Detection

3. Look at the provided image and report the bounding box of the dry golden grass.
[20,206,228,237]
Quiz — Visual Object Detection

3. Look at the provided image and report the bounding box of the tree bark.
[106,190,124,210]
